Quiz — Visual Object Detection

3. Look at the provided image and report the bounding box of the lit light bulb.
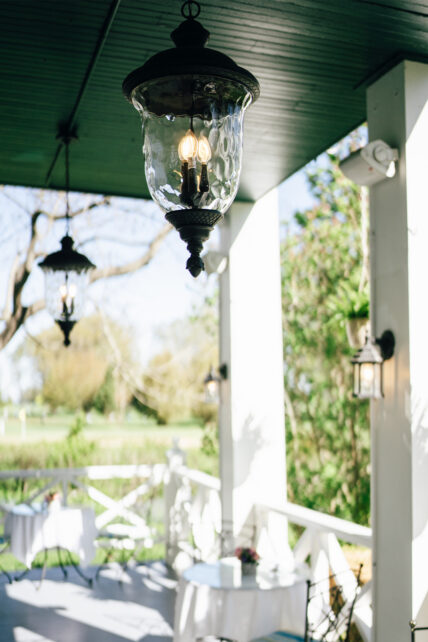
[360,363,374,385]
[197,136,212,164]
[205,379,219,403]
[59,280,76,317]
[60,284,68,301]
[178,129,198,164]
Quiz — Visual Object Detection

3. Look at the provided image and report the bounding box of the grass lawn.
[0,411,218,477]
[0,412,203,449]
[0,411,217,570]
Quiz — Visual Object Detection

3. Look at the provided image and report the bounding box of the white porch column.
[367,61,428,641]
[218,189,288,561]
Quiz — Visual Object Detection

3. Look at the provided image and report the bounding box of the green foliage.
[92,366,116,415]
[327,282,369,323]
[200,420,218,456]
[20,315,134,412]
[282,147,370,525]
[67,414,85,440]
[142,304,218,426]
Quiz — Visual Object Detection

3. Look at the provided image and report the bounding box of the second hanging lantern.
[39,127,96,347]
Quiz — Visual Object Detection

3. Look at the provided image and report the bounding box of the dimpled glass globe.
[131,77,251,215]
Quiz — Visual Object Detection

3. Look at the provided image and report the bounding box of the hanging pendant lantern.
[39,129,96,347]
[123,0,259,277]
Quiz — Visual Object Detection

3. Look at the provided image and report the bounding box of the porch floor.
[0,561,177,642]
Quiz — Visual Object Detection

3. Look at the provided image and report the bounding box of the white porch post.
[218,189,288,561]
[367,61,428,641]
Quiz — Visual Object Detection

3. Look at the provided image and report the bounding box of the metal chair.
[0,534,13,584]
[251,564,363,642]
[95,522,154,581]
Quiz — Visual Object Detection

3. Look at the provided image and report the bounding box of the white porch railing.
[0,458,372,640]
[255,502,373,642]
[0,449,222,570]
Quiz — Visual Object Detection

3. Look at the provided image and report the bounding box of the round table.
[4,503,97,568]
[174,559,308,642]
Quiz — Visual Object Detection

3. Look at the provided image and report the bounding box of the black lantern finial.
[39,127,96,347]
[123,1,259,277]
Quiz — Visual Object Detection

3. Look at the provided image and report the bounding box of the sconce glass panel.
[353,361,383,399]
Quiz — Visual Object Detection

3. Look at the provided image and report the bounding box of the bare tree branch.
[0,187,172,352]
[89,223,172,282]
[48,195,111,220]
[3,254,21,321]
[78,235,157,249]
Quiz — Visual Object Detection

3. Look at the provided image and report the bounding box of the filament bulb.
[197,135,212,164]
[178,129,198,162]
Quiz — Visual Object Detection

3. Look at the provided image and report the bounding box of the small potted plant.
[235,546,260,576]
[327,284,369,349]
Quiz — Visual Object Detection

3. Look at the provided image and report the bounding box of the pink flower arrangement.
[234,546,260,564]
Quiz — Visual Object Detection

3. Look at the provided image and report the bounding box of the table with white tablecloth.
[4,504,97,568]
[174,560,308,642]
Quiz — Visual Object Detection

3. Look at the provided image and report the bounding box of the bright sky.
[0,165,316,402]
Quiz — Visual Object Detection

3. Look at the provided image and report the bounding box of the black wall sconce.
[351,330,395,399]
[203,364,228,403]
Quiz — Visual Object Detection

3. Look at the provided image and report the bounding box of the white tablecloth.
[4,504,97,568]
[174,561,308,642]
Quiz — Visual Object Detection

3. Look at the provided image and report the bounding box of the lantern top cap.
[203,366,220,384]
[351,335,383,365]
[122,1,260,107]
[39,235,96,273]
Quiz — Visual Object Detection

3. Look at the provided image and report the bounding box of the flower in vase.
[234,546,260,564]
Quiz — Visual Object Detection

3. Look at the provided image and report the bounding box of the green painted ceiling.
[0,0,427,202]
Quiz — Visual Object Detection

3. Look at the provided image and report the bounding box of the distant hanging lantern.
[39,129,96,347]
[123,0,259,277]
[351,331,395,399]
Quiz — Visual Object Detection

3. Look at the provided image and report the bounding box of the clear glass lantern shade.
[43,269,89,323]
[353,361,383,399]
[204,377,220,404]
[131,77,252,215]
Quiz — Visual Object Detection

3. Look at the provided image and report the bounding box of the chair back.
[304,564,363,642]
[410,621,428,642]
